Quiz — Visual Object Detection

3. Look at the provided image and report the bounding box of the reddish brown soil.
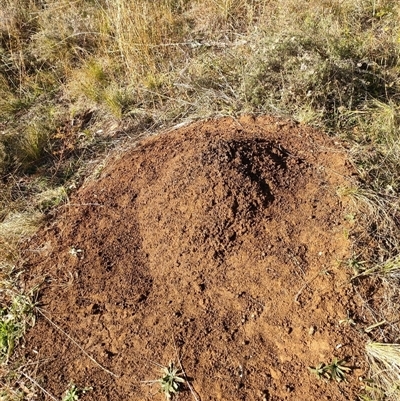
[22,116,366,401]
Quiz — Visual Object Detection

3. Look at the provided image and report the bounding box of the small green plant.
[327,358,352,382]
[309,358,352,382]
[62,384,92,401]
[0,310,18,362]
[144,362,186,400]
[159,362,185,400]
[339,311,356,327]
[0,293,35,362]
[346,256,367,276]
[309,363,331,381]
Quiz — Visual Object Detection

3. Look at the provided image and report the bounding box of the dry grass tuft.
[366,342,400,400]
[0,212,43,262]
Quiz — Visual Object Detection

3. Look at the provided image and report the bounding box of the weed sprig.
[309,358,352,382]
[143,362,186,400]
[62,383,92,401]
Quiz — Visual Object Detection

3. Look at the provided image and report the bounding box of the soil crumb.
[23,115,366,401]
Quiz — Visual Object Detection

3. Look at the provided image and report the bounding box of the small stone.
[309,326,316,335]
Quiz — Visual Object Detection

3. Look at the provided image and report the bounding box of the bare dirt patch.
[22,115,366,401]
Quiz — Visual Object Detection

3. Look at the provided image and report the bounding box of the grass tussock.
[1,0,400,399]
[365,342,400,400]
[0,211,43,263]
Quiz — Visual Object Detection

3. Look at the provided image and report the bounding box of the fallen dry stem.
[36,307,118,378]
[20,371,59,401]
[172,337,200,401]
[294,271,322,304]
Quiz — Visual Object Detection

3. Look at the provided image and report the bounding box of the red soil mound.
[23,116,365,401]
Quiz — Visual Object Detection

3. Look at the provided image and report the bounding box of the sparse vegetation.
[351,255,400,279]
[62,384,92,401]
[0,290,35,363]
[1,0,400,399]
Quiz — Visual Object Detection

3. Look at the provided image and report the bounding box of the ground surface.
[22,116,366,401]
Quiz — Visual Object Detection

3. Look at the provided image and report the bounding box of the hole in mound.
[22,117,366,401]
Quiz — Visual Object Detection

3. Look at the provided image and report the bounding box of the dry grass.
[1,0,400,399]
[366,342,400,400]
